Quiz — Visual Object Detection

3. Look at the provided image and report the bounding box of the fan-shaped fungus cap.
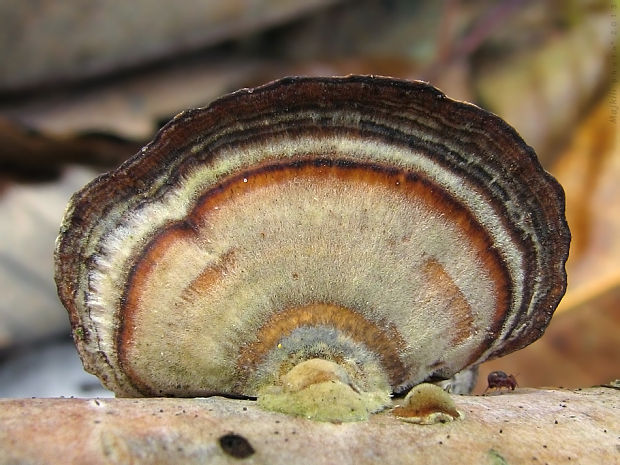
[55,76,570,407]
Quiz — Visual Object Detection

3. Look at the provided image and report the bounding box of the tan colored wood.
[0,387,616,464]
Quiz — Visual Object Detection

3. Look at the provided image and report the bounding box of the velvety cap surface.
[54,76,570,397]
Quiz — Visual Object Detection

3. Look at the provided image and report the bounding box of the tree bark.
[0,387,617,464]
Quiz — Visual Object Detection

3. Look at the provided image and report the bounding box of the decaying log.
[0,387,617,464]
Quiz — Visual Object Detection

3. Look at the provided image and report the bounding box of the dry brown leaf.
[552,83,620,314]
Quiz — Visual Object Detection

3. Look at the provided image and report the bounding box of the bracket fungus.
[55,76,570,420]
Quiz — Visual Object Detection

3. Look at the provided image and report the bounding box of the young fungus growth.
[393,383,461,424]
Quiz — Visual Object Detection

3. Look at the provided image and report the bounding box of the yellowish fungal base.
[257,359,391,422]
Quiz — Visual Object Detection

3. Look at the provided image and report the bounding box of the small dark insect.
[484,370,518,393]
[219,433,255,459]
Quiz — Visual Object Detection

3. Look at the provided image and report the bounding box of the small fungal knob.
[54,76,570,422]
[393,383,461,424]
[280,358,353,392]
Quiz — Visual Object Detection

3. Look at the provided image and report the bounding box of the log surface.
[0,387,617,465]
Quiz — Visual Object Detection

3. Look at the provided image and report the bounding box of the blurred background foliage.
[0,0,617,397]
